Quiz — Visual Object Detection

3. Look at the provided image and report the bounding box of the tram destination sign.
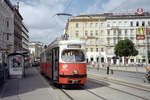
[67,44,81,48]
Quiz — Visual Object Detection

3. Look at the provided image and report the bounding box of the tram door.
[52,48,59,81]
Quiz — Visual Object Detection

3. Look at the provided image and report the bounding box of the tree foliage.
[114,39,138,57]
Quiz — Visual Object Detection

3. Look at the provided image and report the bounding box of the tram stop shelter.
[8,53,25,78]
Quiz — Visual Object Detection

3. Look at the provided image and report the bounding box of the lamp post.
[145,26,149,68]
[56,13,72,39]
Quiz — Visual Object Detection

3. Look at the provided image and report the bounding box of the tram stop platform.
[0,67,60,100]
[87,66,150,89]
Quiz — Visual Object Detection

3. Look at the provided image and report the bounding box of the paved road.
[0,67,150,100]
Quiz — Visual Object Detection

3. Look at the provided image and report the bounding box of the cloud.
[12,0,67,44]
[85,0,102,14]
[86,0,150,14]
[102,0,150,12]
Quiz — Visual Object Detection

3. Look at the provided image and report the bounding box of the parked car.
[32,61,40,67]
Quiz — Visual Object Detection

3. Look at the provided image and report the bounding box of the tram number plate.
[72,80,79,83]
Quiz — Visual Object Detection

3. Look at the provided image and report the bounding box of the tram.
[40,38,87,85]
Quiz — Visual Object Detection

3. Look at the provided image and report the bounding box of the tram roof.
[48,38,85,47]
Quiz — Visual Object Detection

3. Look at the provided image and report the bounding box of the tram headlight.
[73,70,78,75]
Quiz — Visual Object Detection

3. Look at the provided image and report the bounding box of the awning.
[130,56,135,59]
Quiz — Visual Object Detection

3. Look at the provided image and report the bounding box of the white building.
[29,42,44,63]
[106,12,150,65]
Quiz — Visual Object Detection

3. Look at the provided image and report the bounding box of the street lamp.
[56,13,72,39]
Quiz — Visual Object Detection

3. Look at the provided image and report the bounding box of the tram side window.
[61,50,85,62]
[46,51,52,62]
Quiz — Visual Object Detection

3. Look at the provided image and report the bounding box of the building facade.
[106,12,150,65]
[0,0,26,54]
[13,5,23,52]
[22,23,29,51]
[0,0,14,53]
[29,42,44,63]
[66,11,150,65]
[66,15,107,64]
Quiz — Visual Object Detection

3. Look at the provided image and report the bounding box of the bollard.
[111,69,113,74]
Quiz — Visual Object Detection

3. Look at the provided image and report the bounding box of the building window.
[114,39,116,44]
[118,29,121,35]
[119,21,121,26]
[107,30,110,36]
[96,48,98,52]
[95,23,98,27]
[113,21,116,26]
[90,31,93,36]
[75,30,79,37]
[7,20,9,28]
[130,21,133,27]
[142,21,145,27]
[85,23,88,28]
[75,23,79,28]
[101,48,104,52]
[107,38,110,44]
[86,48,88,52]
[85,30,88,36]
[125,29,127,35]
[96,38,99,44]
[7,34,9,40]
[148,21,150,26]
[90,39,94,44]
[90,23,93,28]
[107,22,110,27]
[96,30,98,36]
[136,21,139,27]
[91,48,93,52]
[130,29,133,34]
[113,30,116,36]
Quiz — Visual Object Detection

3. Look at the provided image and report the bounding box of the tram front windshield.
[61,50,85,62]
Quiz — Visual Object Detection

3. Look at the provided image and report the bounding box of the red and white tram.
[40,38,87,85]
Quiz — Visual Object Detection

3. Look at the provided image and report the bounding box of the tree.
[114,39,138,65]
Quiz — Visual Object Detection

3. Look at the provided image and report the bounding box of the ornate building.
[66,10,150,65]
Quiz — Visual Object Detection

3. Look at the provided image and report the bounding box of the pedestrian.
[146,65,150,72]
[106,63,109,75]
[106,60,111,75]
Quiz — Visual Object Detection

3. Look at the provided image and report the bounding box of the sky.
[11,0,150,45]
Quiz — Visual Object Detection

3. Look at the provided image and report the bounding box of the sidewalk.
[0,67,59,100]
[87,64,147,73]
[88,68,150,88]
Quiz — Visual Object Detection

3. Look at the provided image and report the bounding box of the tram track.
[85,89,107,100]
[88,78,150,100]
[60,87,107,100]
[60,89,74,100]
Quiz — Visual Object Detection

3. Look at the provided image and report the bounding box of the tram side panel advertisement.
[9,55,24,78]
